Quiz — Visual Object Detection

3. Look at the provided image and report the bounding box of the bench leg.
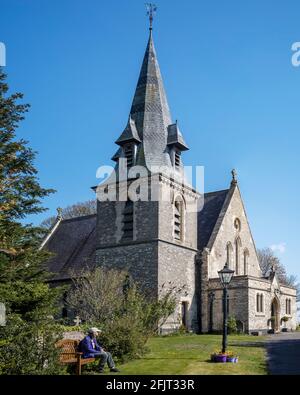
[76,357,82,376]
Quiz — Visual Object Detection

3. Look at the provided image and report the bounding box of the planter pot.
[227,357,235,363]
[227,356,238,363]
[214,354,227,363]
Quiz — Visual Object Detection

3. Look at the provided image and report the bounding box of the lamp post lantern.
[218,263,234,354]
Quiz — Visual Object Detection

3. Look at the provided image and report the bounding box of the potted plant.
[281,316,289,332]
[211,350,238,363]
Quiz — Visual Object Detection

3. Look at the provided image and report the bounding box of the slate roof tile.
[197,189,229,250]
[43,214,97,281]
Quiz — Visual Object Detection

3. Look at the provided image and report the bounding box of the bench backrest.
[56,339,80,363]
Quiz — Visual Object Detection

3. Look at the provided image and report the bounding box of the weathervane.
[145,3,157,30]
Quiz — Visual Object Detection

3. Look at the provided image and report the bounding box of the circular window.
[234,218,241,231]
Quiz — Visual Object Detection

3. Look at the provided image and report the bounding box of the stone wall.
[247,277,297,332]
[95,242,159,295]
[158,241,198,332]
[203,276,297,334]
[206,277,249,332]
[280,285,297,331]
[96,180,159,248]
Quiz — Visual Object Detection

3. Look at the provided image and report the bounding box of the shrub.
[66,268,181,361]
[227,316,238,334]
[100,315,148,362]
[0,314,65,375]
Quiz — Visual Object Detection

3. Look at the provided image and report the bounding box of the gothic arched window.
[174,197,184,241]
[256,293,264,313]
[235,237,242,275]
[286,298,291,315]
[243,249,249,275]
[260,294,264,313]
[226,242,233,269]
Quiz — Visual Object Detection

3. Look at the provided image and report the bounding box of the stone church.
[43,24,297,334]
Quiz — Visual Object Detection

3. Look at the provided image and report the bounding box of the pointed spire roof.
[129,29,173,170]
[167,122,189,151]
[115,116,141,146]
[112,23,189,176]
[111,147,122,162]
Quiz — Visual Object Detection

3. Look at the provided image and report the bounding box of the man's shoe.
[110,367,120,373]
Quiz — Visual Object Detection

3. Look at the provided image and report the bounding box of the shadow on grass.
[229,341,266,348]
[138,356,201,361]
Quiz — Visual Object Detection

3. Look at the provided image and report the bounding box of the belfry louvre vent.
[174,202,182,240]
[122,200,134,240]
[124,145,134,168]
[175,151,181,168]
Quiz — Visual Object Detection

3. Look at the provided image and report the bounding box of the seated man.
[79,327,119,373]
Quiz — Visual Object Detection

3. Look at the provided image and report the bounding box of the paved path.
[266,332,300,375]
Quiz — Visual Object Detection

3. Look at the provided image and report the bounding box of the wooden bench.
[56,339,95,375]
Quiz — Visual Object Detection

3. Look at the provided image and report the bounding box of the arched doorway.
[271,297,280,332]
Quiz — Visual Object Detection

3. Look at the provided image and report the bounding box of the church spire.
[114,8,188,173]
[128,17,173,170]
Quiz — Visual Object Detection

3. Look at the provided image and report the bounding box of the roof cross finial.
[145,3,157,31]
[56,207,63,220]
[231,169,238,186]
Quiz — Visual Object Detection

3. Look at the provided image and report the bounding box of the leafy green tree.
[0,68,63,374]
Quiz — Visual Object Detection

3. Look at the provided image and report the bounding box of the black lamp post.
[208,291,215,333]
[218,263,234,354]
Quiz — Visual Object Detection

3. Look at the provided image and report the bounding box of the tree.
[0,68,63,374]
[257,248,288,284]
[285,275,300,305]
[41,200,96,229]
[258,248,300,306]
[66,267,182,361]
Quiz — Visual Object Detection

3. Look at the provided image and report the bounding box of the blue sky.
[1,0,300,279]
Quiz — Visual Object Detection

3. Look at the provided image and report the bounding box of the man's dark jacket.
[79,335,103,358]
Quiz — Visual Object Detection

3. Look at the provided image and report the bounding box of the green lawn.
[112,334,267,375]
